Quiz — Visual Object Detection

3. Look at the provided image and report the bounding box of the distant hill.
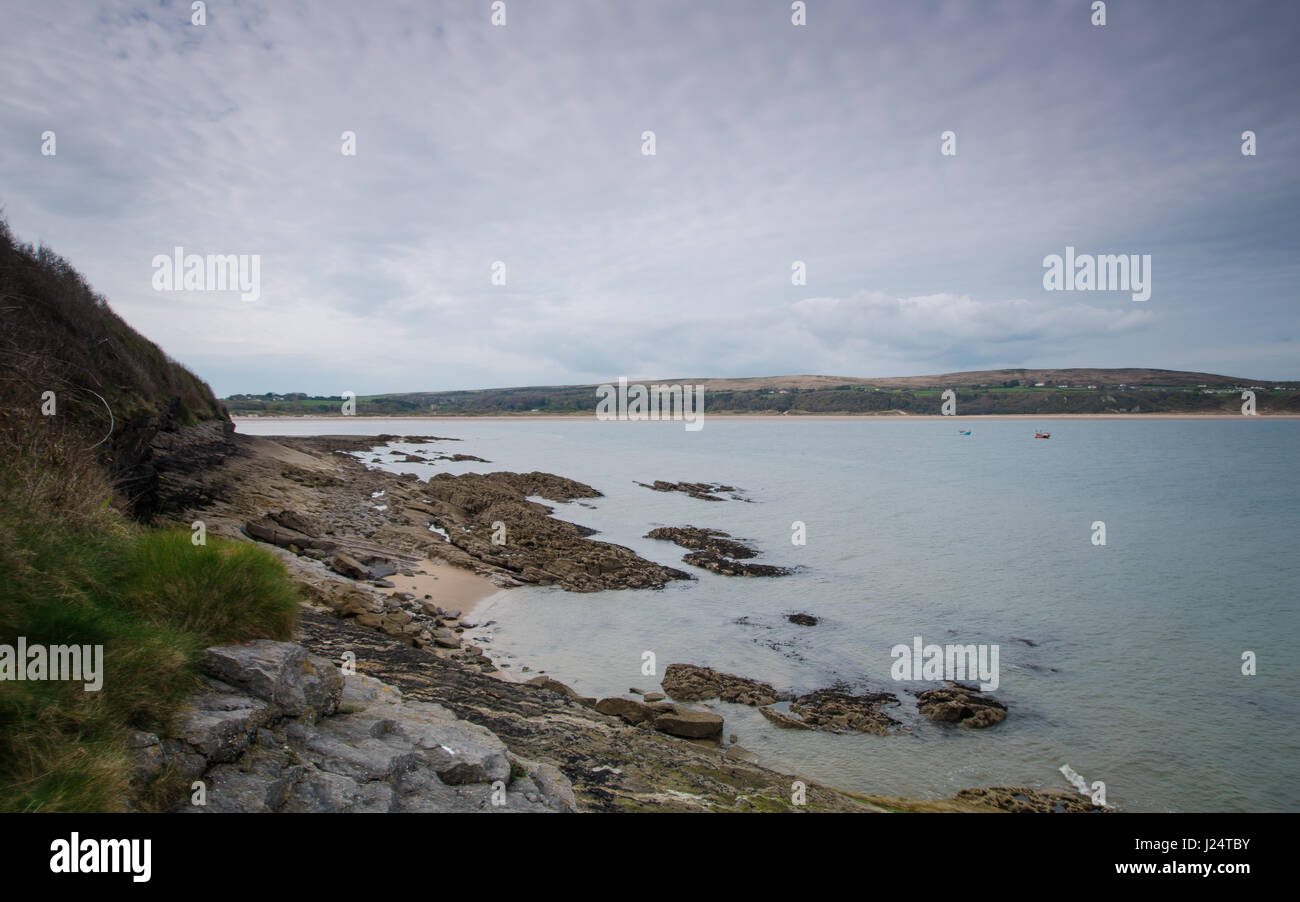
[224,368,1300,417]
[686,368,1280,390]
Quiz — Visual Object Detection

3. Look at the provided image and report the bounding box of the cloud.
[1,0,1297,392]
[788,292,1155,350]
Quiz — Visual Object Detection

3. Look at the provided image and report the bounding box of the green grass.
[0,486,300,812]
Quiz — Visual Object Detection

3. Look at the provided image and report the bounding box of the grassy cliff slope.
[0,218,301,811]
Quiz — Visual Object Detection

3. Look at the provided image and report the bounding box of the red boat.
[1035,431,1051,439]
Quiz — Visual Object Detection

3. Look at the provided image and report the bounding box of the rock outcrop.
[227,441,693,594]
[635,481,747,502]
[661,663,782,707]
[953,786,1107,813]
[244,513,339,553]
[662,665,905,736]
[789,689,902,735]
[135,417,238,521]
[645,526,757,559]
[682,550,793,577]
[415,471,690,591]
[166,434,1036,813]
[594,695,725,741]
[646,527,792,578]
[527,675,596,707]
[916,683,1008,728]
[131,640,576,812]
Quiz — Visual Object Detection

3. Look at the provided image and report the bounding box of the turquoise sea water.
[237,417,1300,812]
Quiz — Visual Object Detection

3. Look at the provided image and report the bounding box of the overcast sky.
[3,0,1297,395]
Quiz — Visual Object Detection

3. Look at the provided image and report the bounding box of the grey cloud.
[0,0,1295,394]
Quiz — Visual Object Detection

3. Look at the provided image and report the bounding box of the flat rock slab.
[653,709,724,740]
[661,663,781,707]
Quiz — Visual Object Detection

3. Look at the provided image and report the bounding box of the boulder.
[653,709,724,740]
[200,641,343,718]
[916,684,1007,728]
[328,552,370,580]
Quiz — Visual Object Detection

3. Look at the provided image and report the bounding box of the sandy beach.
[233,412,1300,423]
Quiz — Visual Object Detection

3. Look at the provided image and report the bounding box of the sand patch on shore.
[384,559,501,610]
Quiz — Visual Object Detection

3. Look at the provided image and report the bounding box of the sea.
[235,416,1300,812]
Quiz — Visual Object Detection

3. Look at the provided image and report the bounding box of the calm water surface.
[237,417,1300,812]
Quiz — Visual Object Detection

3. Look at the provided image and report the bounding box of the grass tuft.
[0,449,299,811]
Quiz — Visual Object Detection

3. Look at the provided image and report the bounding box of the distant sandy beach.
[233,412,1300,423]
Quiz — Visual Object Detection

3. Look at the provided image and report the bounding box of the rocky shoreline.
[646,526,794,577]
[160,431,1101,813]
